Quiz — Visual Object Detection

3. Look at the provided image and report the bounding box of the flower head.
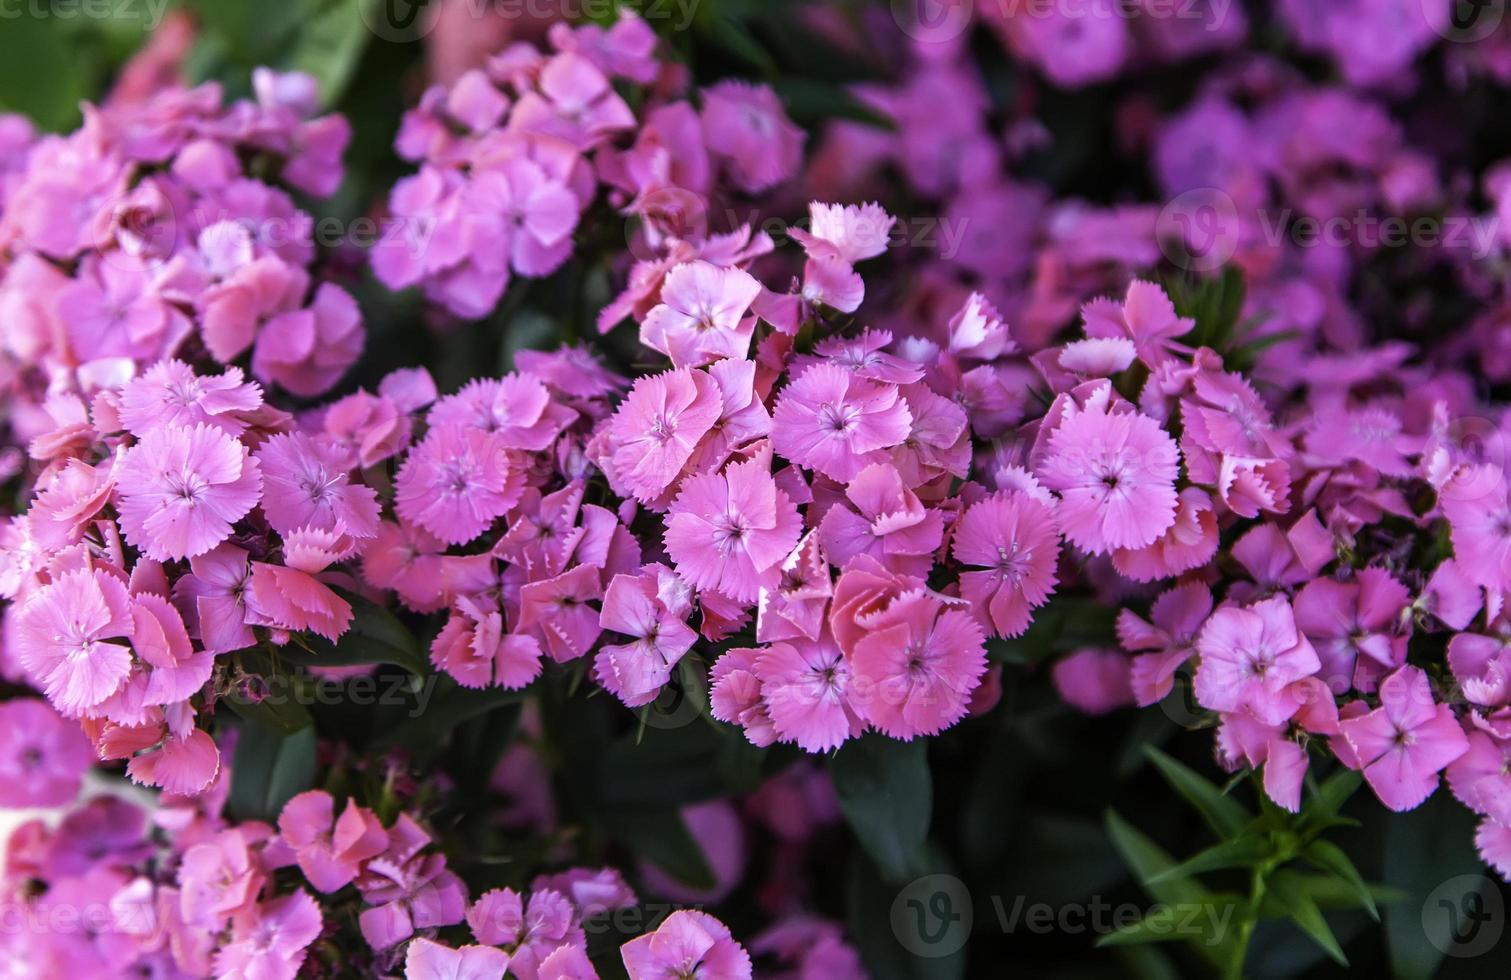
[117,422,263,561]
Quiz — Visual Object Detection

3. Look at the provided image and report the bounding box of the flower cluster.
[372,10,803,320]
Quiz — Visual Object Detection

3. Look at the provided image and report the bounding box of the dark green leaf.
[1266,871,1348,967]
[1144,746,1252,840]
[228,722,317,821]
[603,808,715,890]
[284,0,375,108]
[1301,839,1378,921]
[0,15,89,130]
[1147,836,1272,885]
[831,735,932,883]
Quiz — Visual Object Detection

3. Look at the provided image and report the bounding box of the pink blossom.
[595,566,698,707]
[1119,582,1213,705]
[357,815,469,950]
[257,431,380,539]
[432,595,544,689]
[1294,569,1411,695]
[818,462,944,576]
[1193,597,1322,726]
[1339,666,1470,812]
[252,282,364,397]
[396,425,526,546]
[700,81,803,194]
[430,374,577,451]
[606,367,723,504]
[117,422,263,561]
[1052,648,1135,715]
[953,491,1061,638]
[173,544,257,653]
[621,909,752,980]
[278,790,389,893]
[1080,279,1193,367]
[771,363,912,483]
[0,698,92,806]
[758,634,863,753]
[641,261,762,368]
[517,564,604,663]
[755,532,832,644]
[117,359,263,437]
[710,648,777,748]
[664,459,803,603]
[212,890,324,980]
[17,568,134,714]
[404,938,512,980]
[1110,487,1218,582]
[851,592,986,738]
[199,255,309,363]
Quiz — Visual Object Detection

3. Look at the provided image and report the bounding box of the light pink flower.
[1081,279,1193,367]
[17,568,134,714]
[212,890,324,980]
[664,458,803,603]
[404,938,511,980]
[641,261,762,368]
[173,544,257,653]
[771,363,912,483]
[758,634,864,753]
[1340,666,1470,812]
[818,462,944,576]
[852,591,986,738]
[1294,568,1411,695]
[621,909,752,980]
[396,425,526,546]
[257,431,381,539]
[595,566,698,707]
[116,422,263,561]
[117,359,263,437]
[278,790,389,893]
[1193,597,1322,726]
[0,698,93,806]
[430,373,577,451]
[517,564,604,663]
[953,491,1060,638]
[1119,582,1213,705]
[431,595,544,690]
[700,81,804,194]
[252,282,364,397]
[606,367,723,504]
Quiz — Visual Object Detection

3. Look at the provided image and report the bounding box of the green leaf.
[1266,871,1348,967]
[228,722,317,821]
[1144,746,1252,840]
[283,592,427,674]
[830,735,932,883]
[1303,768,1362,828]
[0,15,89,130]
[845,848,966,980]
[1098,894,1244,951]
[372,678,527,753]
[1301,839,1378,921]
[603,808,715,890]
[1105,810,1208,909]
[283,0,374,108]
[1147,837,1272,885]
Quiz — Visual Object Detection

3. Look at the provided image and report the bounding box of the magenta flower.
[252,282,365,397]
[1339,666,1470,812]
[256,431,381,539]
[173,543,257,653]
[278,790,389,893]
[1441,463,1511,593]
[757,634,863,753]
[1119,582,1213,706]
[605,367,722,504]
[1052,648,1136,716]
[404,938,511,980]
[640,261,762,368]
[1294,568,1411,695]
[1193,597,1322,726]
[431,595,544,690]
[357,815,469,950]
[621,909,752,980]
[771,363,912,483]
[953,491,1061,638]
[116,422,263,561]
[211,890,324,980]
[851,592,986,739]
[818,462,944,577]
[396,425,526,546]
[0,698,92,806]
[595,566,698,707]
[1035,392,1180,554]
[700,80,804,194]
[664,459,803,604]
[430,373,576,451]
[16,568,134,714]
[517,564,604,663]
[116,359,263,438]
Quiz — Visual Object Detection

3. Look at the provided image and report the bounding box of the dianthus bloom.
[851,592,986,739]
[1339,665,1469,812]
[700,81,804,194]
[606,368,722,504]
[1035,390,1179,554]
[1193,597,1321,726]
[0,698,93,805]
[641,261,762,368]
[116,359,263,437]
[770,363,912,483]
[664,459,803,603]
[952,491,1060,638]
[621,909,752,980]
[256,431,381,539]
[116,423,263,561]
[395,425,525,545]
[16,568,134,714]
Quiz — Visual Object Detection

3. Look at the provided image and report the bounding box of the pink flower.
[517,564,604,663]
[1339,666,1470,812]
[126,727,222,795]
[700,81,804,194]
[404,938,511,980]
[1035,392,1180,554]
[0,698,92,806]
[755,532,832,644]
[710,648,777,748]
[278,790,389,893]
[430,374,576,451]
[173,544,257,653]
[116,422,263,561]
[1081,279,1193,367]
[851,592,986,738]
[117,359,263,438]
[641,261,762,368]
[1111,487,1218,582]
[512,52,636,147]
[199,255,309,363]
[953,491,1060,638]
[257,431,381,539]
[1052,648,1135,715]
[396,425,526,546]
[818,462,944,576]
[212,890,324,980]
[771,363,912,483]
[357,815,469,950]
[1294,568,1411,695]
[1193,597,1322,726]
[1442,464,1511,593]
[1119,582,1213,705]
[595,566,698,707]
[757,634,864,753]
[621,909,752,980]
[246,530,355,641]
[431,596,544,689]
[606,367,723,505]
[17,568,134,714]
[252,282,364,397]
[467,887,581,979]
[664,458,803,603]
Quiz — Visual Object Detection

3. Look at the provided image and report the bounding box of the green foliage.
[830,734,933,883]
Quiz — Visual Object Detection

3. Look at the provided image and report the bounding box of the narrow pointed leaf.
[1144,746,1251,839]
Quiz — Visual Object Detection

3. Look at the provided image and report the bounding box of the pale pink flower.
[606,367,723,504]
[278,790,389,894]
[431,595,544,690]
[621,909,752,980]
[710,648,777,748]
[173,544,257,653]
[1193,597,1322,726]
[0,698,93,806]
[199,255,309,363]
[396,425,526,546]
[257,431,381,539]
[1119,582,1213,705]
[252,282,364,397]
[953,491,1060,638]
[641,261,762,368]
[771,363,912,483]
[404,938,511,980]
[595,566,698,707]
[116,422,263,561]
[17,568,134,714]
[467,887,582,979]
[117,359,263,437]
[755,532,832,645]
[664,458,803,603]
[212,890,324,980]
[1339,666,1470,812]
[758,634,864,753]
[430,373,577,451]
[700,81,804,194]
[517,564,604,663]
[818,462,944,576]
[1110,487,1218,582]
[851,591,986,738]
